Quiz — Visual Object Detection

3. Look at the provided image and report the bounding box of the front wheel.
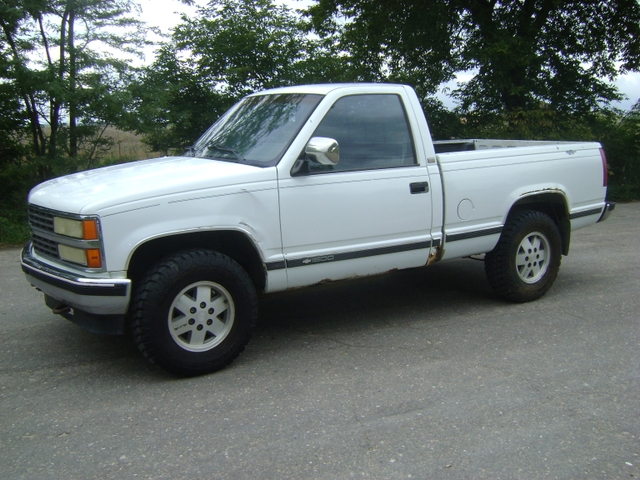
[130,250,258,376]
[485,210,562,303]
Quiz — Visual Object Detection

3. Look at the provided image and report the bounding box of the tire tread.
[130,249,257,376]
[485,210,561,303]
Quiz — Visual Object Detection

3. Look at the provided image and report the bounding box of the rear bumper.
[597,202,616,223]
[21,242,131,334]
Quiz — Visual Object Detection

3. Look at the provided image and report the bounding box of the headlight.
[53,217,99,240]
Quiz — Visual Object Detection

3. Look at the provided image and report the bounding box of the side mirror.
[305,137,339,165]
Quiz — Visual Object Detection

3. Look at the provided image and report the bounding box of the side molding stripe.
[265,261,286,271]
[569,207,603,219]
[266,240,432,271]
[446,226,503,243]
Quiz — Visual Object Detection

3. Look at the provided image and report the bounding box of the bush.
[595,104,640,202]
[0,207,29,246]
[445,103,640,202]
[0,154,33,247]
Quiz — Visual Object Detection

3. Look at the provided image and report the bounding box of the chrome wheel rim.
[516,231,550,284]
[168,281,235,352]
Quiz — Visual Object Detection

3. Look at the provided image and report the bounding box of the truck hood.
[28,156,276,215]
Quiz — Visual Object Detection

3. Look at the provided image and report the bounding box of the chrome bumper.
[597,202,616,223]
[21,242,131,334]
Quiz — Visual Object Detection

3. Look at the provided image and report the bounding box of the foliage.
[1,0,639,246]
[126,0,353,153]
[123,46,230,154]
[453,108,592,141]
[0,0,150,179]
[440,103,640,202]
[174,0,351,95]
[0,0,153,244]
[0,207,29,246]
[307,0,640,114]
[593,102,640,201]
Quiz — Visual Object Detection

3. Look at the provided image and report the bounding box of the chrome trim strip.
[597,202,616,223]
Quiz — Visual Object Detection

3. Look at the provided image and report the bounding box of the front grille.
[32,233,59,259]
[27,203,104,270]
[28,205,55,233]
[28,205,59,259]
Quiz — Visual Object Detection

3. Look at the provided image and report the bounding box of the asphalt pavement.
[1,203,639,479]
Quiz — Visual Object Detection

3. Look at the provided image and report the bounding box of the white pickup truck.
[22,83,614,376]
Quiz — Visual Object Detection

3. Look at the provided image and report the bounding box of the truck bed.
[433,140,607,261]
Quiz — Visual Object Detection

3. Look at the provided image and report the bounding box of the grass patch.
[100,127,161,163]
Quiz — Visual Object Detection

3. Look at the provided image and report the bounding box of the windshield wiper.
[205,143,246,163]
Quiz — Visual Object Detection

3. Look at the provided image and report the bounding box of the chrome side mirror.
[305,137,339,165]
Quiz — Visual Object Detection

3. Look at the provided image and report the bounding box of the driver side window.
[309,94,417,173]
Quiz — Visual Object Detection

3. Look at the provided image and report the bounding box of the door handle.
[410,182,429,194]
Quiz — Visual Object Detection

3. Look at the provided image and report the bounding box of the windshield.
[191,93,323,167]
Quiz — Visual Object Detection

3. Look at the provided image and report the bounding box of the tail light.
[599,148,609,187]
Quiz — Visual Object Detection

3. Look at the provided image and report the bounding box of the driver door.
[277,93,434,288]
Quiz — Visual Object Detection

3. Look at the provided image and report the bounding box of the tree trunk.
[68,1,78,159]
[0,18,46,160]
[49,9,69,164]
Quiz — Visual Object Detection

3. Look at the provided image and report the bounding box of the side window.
[309,94,417,173]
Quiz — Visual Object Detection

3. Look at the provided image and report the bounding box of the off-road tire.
[130,249,258,376]
[485,210,562,303]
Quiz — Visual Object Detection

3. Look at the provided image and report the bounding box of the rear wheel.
[485,210,562,302]
[130,249,258,376]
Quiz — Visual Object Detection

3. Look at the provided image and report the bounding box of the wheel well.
[127,231,266,292]
[507,192,571,255]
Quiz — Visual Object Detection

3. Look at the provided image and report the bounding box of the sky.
[139,0,639,111]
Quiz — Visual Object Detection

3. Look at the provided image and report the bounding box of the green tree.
[0,0,153,243]
[124,46,230,154]
[595,102,640,200]
[127,0,351,152]
[0,0,149,180]
[173,0,350,96]
[308,0,640,114]
[0,48,31,244]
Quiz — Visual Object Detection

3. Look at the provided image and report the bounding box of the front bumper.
[21,242,131,334]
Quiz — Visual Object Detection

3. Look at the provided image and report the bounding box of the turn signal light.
[86,249,102,268]
[83,220,99,240]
